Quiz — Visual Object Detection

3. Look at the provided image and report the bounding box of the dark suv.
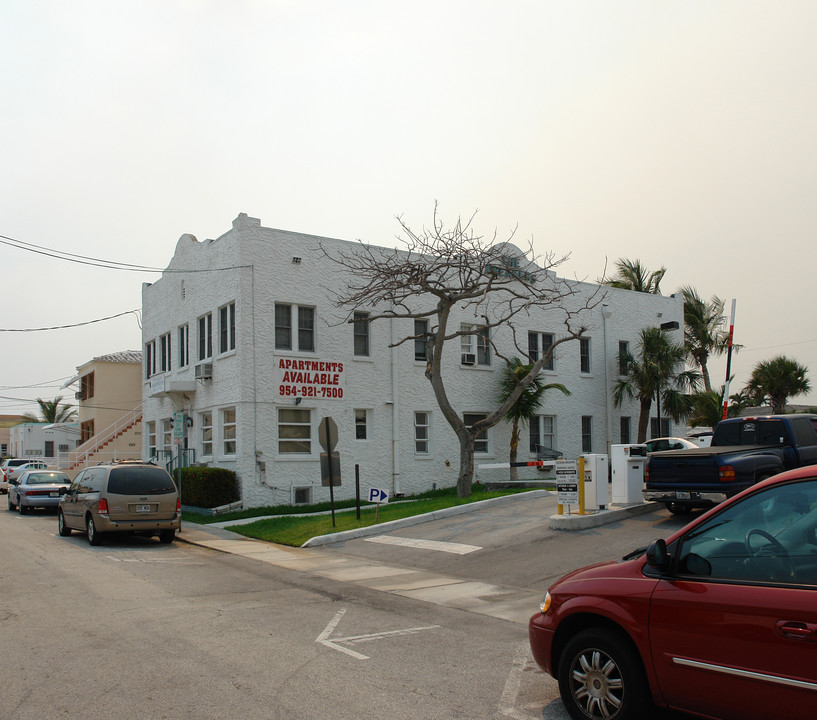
[58,462,180,545]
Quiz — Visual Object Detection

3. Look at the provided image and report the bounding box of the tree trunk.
[457,433,476,498]
[701,361,712,394]
[637,397,652,443]
[509,419,520,482]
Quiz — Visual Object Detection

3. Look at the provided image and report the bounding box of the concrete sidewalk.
[176,494,658,626]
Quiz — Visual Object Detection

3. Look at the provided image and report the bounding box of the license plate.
[49,492,59,497]
[135,504,152,513]
[675,491,691,500]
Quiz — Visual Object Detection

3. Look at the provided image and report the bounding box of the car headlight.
[539,591,552,614]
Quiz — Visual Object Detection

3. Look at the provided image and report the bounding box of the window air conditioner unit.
[74,391,86,401]
[461,353,476,365]
[195,363,213,379]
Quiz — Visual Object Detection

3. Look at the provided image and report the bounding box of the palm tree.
[604,258,666,294]
[680,286,732,393]
[498,358,570,481]
[21,396,77,424]
[745,356,810,414]
[688,386,742,428]
[613,328,698,442]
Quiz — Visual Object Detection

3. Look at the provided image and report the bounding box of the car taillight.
[176,497,181,512]
[719,465,736,481]
[644,464,650,482]
[98,498,109,515]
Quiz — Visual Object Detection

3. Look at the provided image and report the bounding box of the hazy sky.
[2,0,816,416]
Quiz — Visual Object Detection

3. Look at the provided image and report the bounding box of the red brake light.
[176,497,181,512]
[644,464,650,482]
[98,498,109,515]
[719,465,736,481]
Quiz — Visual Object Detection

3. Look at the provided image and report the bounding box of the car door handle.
[776,621,817,640]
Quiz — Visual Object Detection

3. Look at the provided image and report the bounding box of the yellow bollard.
[578,456,586,515]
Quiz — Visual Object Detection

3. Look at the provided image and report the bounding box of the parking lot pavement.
[178,492,663,625]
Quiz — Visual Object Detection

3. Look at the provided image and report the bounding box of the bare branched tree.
[321,205,602,497]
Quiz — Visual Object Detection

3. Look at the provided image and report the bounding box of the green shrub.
[178,466,239,508]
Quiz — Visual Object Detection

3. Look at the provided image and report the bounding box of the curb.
[549,501,659,530]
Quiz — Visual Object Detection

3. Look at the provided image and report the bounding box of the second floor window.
[618,340,630,376]
[145,340,156,379]
[220,302,236,354]
[461,325,491,366]
[528,332,554,370]
[178,325,189,367]
[580,337,591,374]
[80,372,95,400]
[198,313,213,361]
[160,332,172,372]
[414,319,429,361]
[275,304,315,352]
[353,312,370,356]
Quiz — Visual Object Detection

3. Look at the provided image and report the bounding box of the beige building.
[0,415,26,458]
[61,351,143,472]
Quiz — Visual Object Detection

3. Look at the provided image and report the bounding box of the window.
[580,338,591,373]
[80,372,95,400]
[278,408,311,454]
[222,407,236,455]
[677,479,817,584]
[414,319,429,361]
[145,340,156,379]
[529,415,556,454]
[461,325,490,365]
[620,417,631,444]
[80,420,94,444]
[162,419,173,455]
[160,332,172,372]
[353,312,370,356]
[414,412,430,454]
[219,302,236,354]
[651,417,670,438]
[618,341,629,376]
[354,409,368,440]
[464,413,489,454]
[275,304,316,352]
[147,422,156,459]
[293,487,312,505]
[200,412,213,456]
[198,313,213,361]
[178,324,189,368]
[528,332,554,370]
[581,416,593,453]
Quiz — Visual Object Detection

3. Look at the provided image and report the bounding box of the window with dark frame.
[528,332,554,370]
[220,302,236,354]
[618,340,629,376]
[581,415,592,452]
[580,337,591,373]
[414,319,429,361]
[178,325,189,367]
[353,312,370,356]
[198,313,213,361]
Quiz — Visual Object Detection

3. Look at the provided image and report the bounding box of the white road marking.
[498,642,538,719]
[363,535,482,555]
[316,607,440,661]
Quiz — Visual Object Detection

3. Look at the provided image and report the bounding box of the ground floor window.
[581,416,593,453]
[463,413,489,454]
[354,409,369,440]
[529,415,555,454]
[620,417,631,444]
[222,407,237,455]
[200,412,213,456]
[414,412,430,454]
[278,408,312,454]
[147,422,156,459]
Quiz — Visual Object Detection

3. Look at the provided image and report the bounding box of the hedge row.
[177,466,240,508]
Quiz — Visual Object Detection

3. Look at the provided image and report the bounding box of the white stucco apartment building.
[142,213,684,508]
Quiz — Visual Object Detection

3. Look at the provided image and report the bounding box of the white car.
[644,437,699,453]
[0,459,38,493]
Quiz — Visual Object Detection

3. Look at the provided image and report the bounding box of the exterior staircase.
[62,405,143,472]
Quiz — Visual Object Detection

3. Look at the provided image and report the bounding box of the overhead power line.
[0,310,141,332]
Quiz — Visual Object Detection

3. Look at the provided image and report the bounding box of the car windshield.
[107,466,177,495]
[27,472,70,485]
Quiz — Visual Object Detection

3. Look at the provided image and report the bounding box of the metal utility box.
[581,453,609,511]
[611,444,647,506]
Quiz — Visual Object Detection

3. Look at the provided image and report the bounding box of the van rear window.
[107,467,177,495]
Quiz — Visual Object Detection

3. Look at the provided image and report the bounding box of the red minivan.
[529,465,817,720]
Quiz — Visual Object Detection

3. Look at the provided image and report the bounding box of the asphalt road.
[1,496,695,719]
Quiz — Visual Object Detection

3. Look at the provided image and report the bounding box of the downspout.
[602,304,613,455]
[390,314,401,495]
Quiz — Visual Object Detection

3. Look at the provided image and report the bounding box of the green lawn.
[184,483,547,547]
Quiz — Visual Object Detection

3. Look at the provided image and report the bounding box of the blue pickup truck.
[644,414,817,513]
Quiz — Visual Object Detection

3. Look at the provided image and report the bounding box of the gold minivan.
[58,462,180,545]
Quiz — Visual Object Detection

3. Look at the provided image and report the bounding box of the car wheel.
[86,515,103,546]
[19,500,28,515]
[58,510,72,537]
[8,494,16,511]
[558,628,651,720]
[158,529,176,544]
[666,502,693,515]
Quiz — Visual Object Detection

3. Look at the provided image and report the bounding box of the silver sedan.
[7,470,72,514]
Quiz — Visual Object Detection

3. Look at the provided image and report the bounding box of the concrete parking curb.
[549,501,660,530]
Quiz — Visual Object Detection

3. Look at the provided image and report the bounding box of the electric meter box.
[611,444,648,506]
[580,453,609,511]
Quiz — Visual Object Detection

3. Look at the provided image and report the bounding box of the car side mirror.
[645,539,669,572]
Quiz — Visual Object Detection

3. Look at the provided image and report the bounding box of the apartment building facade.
[142,213,684,508]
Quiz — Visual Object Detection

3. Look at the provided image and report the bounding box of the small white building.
[142,213,684,508]
[9,422,80,461]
